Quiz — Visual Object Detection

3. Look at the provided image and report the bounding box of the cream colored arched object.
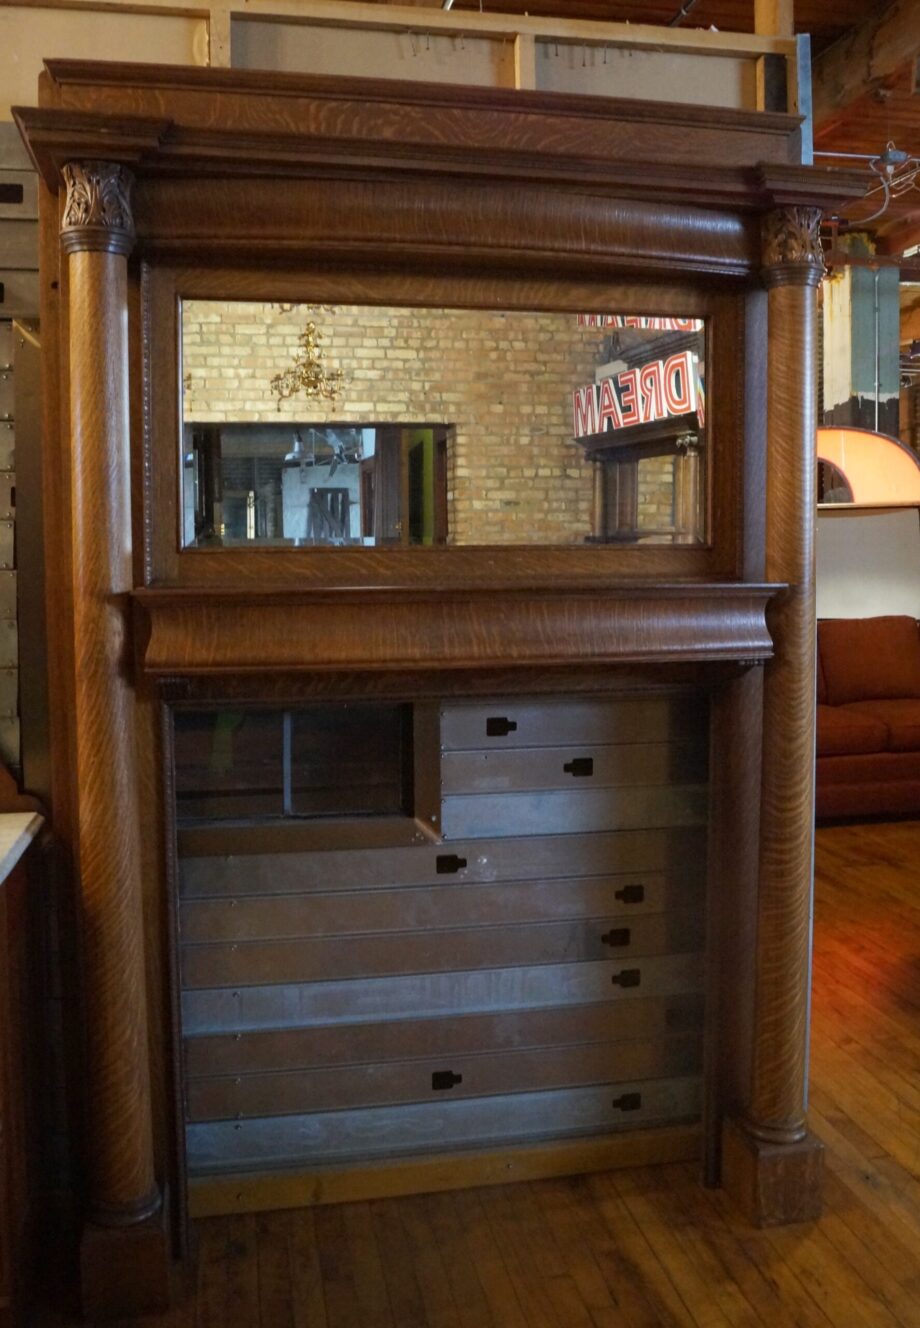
[817,427,920,505]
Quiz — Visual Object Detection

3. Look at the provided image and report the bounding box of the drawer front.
[440,783,707,839]
[0,571,15,618]
[442,740,707,794]
[0,172,38,221]
[441,696,705,750]
[180,871,702,943]
[182,951,704,1036]
[0,368,12,419]
[0,271,39,319]
[0,221,38,270]
[181,908,705,989]
[185,992,705,1077]
[186,1032,703,1120]
[186,1076,703,1173]
[180,826,708,896]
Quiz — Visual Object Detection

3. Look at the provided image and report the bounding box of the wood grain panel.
[179,873,704,943]
[441,740,708,794]
[134,585,778,677]
[440,783,708,839]
[185,1077,703,1172]
[187,1033,704,1121]
[184,993,706,1077]
[181,953,705,1035]
[179,826,708,895]
[181,909,705,988]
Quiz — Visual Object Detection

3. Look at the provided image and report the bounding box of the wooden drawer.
[442,740,707,794]
[186,1032,703,1120]
[181,907,705,988]
[186,1075,703,1172]
[180,871,703,944]
[179,826,708,897]
[185,992,705,1078]
[0,173,38,222]
[181,952,704,1036]
[440,783,707,839]
[441,696,705,750]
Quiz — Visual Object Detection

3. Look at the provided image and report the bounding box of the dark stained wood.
[14,57,851,1313]
[134,584,779,676]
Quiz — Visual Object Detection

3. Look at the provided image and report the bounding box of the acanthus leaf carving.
[61,161,135,254]
[761,207,825,281]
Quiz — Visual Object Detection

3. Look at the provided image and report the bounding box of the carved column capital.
[61,161,135,257]
[761,207,825,289]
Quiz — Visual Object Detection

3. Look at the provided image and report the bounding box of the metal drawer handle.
[601,927,631,948]
[611,968,641,988]
[612,1092,642,1112]
[432,1070,463,1091]
[614,884,645,905]
[436,853,467,875]
[563,757,594,777]
[486,716,517,737]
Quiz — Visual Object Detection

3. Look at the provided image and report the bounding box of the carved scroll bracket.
[61,161,135,257]
[760,207,825,290]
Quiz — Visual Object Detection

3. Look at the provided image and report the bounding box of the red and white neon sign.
[577,315,703,331]
[573,350,699,439]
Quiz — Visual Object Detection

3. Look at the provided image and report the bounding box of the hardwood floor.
[48,821,920,1327]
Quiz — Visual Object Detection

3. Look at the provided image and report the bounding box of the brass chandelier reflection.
[271,320,345,409]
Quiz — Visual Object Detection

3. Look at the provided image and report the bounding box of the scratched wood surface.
[35,818,920,1327]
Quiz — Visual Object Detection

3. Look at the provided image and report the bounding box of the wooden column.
[723,206,825,1226]
[60,161,171,1316]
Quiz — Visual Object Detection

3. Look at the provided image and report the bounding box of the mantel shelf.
[133,581,782,678]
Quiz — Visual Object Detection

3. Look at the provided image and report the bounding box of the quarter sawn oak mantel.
[134,583,781,676]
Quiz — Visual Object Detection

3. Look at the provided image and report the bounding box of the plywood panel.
[535,41,756,111]
[0,7,207,118]
[231,20,516,91]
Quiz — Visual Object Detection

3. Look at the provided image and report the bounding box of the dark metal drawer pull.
[486,716,518,737]
[0,184,24,205]
[436,853,467,875]
[611,968,641,988]
[614,884,645,904]
[612,1092,642,1112]
[601,927,631,948]
[563,757,594,777]
[432,1070,463,1091]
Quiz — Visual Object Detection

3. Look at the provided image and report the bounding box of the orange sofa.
[816,616,920,819]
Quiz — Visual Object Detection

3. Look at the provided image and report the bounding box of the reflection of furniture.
[19,60,863,1316]
[816,616,920,818]
[580,414,703,544]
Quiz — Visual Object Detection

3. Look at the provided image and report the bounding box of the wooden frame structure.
[15,60,862,1319]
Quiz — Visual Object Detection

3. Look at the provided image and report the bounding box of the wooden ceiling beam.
[812,0,920,132]
[754,0,794,37]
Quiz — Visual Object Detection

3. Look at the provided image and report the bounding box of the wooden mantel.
[15,59,866,1319]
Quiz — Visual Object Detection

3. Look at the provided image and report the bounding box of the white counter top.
[0,811,43,885]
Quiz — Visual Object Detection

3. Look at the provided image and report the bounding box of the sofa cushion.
[815,704,889,757]
[818,616,920,706]
[845,700,920,754]
[816,646,827,704]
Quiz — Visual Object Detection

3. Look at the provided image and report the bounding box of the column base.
[81,1188,174,1319]
[721,1116,823,1227]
